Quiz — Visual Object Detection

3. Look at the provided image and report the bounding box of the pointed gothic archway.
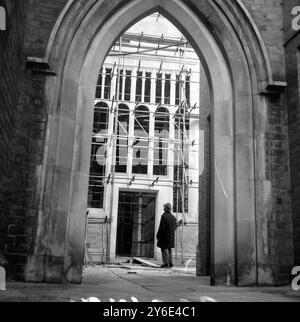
[25,0,275,286]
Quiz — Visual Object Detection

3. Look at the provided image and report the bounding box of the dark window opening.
[125,70,132,101]
[95,68,103,99]
[154,107,169,176]
[133,106,150,174]
[136,71,143,102]
[156,73,162,104]
[88,102,109,209]
[145,72,151,103]
[104,68,112,99]
[116,69,124,100]
[164,74,171,105]
[186,75,191,106]
[116,104,130,173]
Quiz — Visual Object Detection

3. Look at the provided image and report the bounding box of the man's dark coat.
[157,211,177,249]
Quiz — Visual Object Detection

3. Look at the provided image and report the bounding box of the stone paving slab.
[0,266,299,302]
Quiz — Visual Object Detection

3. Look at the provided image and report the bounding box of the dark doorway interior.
[116,191,156,258]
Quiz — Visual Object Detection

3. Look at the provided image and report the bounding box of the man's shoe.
[169,264,174,268]
[161,264,169,268]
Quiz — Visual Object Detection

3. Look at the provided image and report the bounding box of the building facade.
[0,0,298,286]
[86,15,201,264]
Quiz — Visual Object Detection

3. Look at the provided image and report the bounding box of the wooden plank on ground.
[132,257,161,268]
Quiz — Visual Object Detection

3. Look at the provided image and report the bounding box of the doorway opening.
[31,0,266,286]
[116,191,156,258]
[85,11,207,273]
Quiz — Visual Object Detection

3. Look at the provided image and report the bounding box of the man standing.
[157,203,182,268]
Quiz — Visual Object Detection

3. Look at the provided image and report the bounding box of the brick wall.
[283,0,300,267]
[242,0,286,81]
[0,0,69,279]
[0,0,28,274]
[241,0,293,285]
[265,93,294,284]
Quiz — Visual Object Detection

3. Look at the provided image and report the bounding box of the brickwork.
[242,0,286,80]
[0,0,28,275]
[0,0,72,279]
[239,0,293,285]
[283,0,300,267]
[265,94,294,284]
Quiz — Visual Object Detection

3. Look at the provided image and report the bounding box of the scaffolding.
[88,26,201,265]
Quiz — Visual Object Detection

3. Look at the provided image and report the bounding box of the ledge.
[26,57,57,76]
[259,81,287,96]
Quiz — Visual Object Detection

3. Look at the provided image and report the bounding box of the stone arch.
[25,0,274,286]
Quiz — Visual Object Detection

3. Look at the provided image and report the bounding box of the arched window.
[88,102,109,209]
[115,104,130,173]
[104,68,112,99]
[132,106,150,174]
[173,107,190,213]
[154,107,169,176]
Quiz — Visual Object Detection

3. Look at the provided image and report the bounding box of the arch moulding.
[25,0,276,286]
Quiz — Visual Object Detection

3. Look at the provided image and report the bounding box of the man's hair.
[164,203,172,212]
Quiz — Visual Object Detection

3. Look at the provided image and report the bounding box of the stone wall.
[197,67,211,276]
[283,0,300,267]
